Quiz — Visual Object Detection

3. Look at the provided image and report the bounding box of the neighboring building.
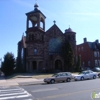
[17,3,76,72]
[17,35,26,72]
[77,38,100,69]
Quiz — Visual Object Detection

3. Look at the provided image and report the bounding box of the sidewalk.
[0,73,78,87]
[0,76,44,87]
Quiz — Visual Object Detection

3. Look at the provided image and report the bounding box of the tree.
[1,52,16,76]
[61,41,74,71]
[76,55,81,71]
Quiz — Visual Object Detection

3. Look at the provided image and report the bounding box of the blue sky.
[1,0,100,60]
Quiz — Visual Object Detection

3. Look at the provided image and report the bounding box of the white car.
[74,70,98,81]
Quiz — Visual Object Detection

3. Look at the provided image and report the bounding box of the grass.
[32,72,79,79]
[5,72,79,79]
[32,74,53,79]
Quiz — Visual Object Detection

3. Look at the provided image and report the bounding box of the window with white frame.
[88,61,90,66]
[94,51,97,57]
[95,60,98,66]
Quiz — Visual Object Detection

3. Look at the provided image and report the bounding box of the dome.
[34,3,39,9]
[65,27,75,33]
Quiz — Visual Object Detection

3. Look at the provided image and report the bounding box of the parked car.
[44,72,73,84]
[91,67,100,78]
[73,70,98,81]
[81,67,91,71]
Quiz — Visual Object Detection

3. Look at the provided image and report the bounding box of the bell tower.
[25,3,46,43]
[26,3,46,31]
[25,3,46,72]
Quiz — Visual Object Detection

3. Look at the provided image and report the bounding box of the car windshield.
[96,67,100,70]
[78,72,86,75]
[52,74,58,77]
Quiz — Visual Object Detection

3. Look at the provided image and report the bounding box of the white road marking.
[0,94,31,100]
[0,88,22,92]
[0,86,32,100]
[32,88,58,92]
[0,91,27,96]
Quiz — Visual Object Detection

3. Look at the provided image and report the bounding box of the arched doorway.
[38,61,43,70]
[32,61,37,70]
[55,60,62,70]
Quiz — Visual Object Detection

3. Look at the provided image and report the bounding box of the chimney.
[84,38,87,43]
[95,39,99,43]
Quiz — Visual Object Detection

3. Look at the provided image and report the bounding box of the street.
[0,78,100,100]
[21,78,100,100]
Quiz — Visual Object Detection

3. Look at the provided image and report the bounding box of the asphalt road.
[21,78,100,100]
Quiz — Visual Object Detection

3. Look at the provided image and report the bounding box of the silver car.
[44,72,73,84]
[74,70,98,81]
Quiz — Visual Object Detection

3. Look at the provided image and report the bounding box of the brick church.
[17,3,77,72]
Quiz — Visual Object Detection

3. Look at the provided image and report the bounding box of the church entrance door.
[55,60,62,71]
[32,61,37,70]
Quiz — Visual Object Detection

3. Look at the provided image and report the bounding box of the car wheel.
[50,79,55,84]
[81,77,84,81]
[98,74,100,78]
[66,78,71,82]
[93,75,96,79]
[47,82,49,84]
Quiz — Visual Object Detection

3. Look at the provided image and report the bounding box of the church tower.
[26,3,46,31]
[25,3,46,72]
[64,27,77,68]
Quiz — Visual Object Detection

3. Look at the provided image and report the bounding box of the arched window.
[35,23,37,27]
[40,21,43,29]
[34,48,37,55]
[42,35,44,41]
[73,35,75,40]
[29,34,31,41]
[68,35,70,40]
[29,20,32,28]
[32,34,34,40]
[29,34,32,41]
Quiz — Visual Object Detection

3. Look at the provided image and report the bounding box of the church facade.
[17,3,77,72]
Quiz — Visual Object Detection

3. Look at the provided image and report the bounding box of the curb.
[16,76,33,78]
[18,81,44,86]
[0,81,44,87]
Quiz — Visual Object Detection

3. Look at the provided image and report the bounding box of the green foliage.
[1,52,16,76]
[61,41,74,71]
[76,55,81,71]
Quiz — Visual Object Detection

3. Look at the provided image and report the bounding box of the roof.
[77,40,100,51]
[65,27,75,33]
[22,36,26,48]
[88,42,100,51]
[46,24,63,34]
[26,4,46,18]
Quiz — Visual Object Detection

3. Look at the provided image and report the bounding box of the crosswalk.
[0,86,32,100]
